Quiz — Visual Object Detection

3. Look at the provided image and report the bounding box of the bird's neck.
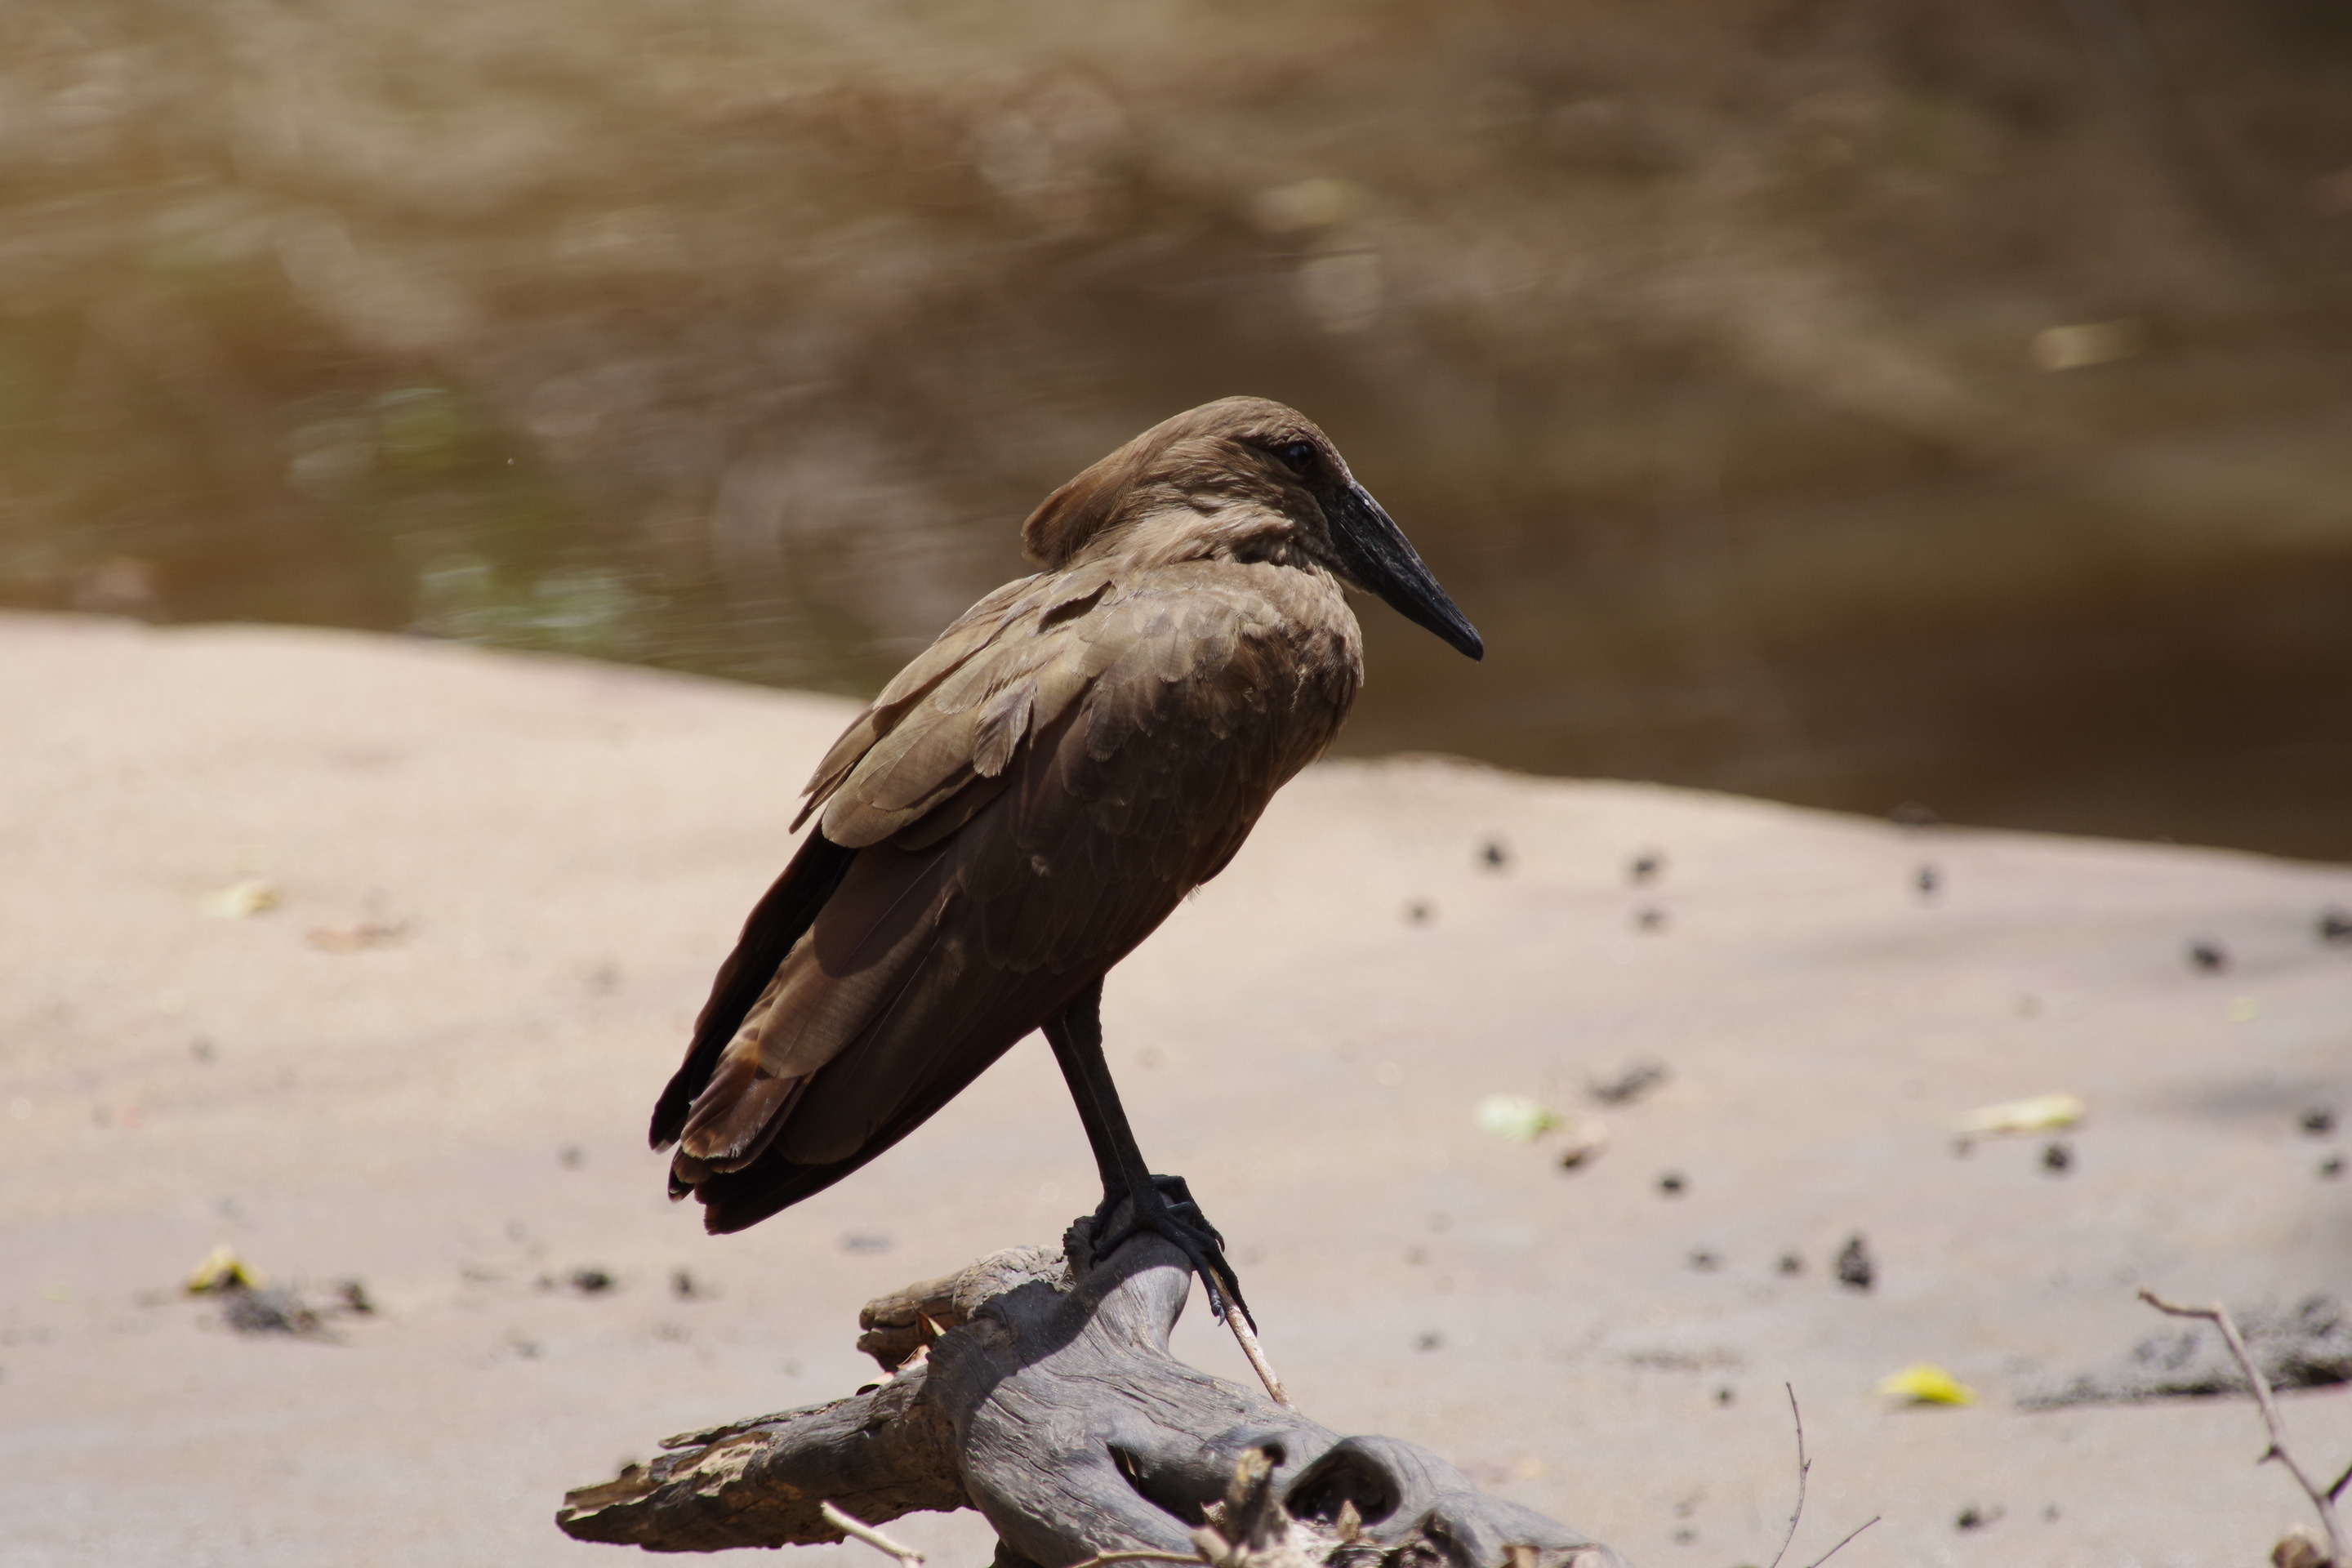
[1081,501,1312,573]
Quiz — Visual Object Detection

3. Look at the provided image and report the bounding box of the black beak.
[1322,480,1484,660]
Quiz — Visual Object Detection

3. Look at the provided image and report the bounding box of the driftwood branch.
[559,1223,1624,1568]
[822,1503,927,1566]
[2140,1290,2348,1566]
[1762,1385,1876,1568]
[1799,1517,1879,1568]
[1762,1385,1810,1568]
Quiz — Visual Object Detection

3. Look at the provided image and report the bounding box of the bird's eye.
[1276,441,1316,474]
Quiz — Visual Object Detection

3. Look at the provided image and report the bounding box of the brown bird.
[650,396,1481,1314]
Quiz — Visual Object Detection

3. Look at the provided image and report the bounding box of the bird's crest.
[1021,396,1316,567]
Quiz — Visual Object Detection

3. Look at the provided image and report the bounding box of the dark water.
[6,0,2350,858]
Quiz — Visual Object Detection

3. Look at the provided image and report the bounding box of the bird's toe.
[1086,1174,1246,1320]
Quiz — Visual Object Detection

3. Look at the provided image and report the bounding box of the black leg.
[1042,978,1248,1320]
[1046,980,1125,1201]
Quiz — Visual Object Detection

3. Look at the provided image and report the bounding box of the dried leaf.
[304,921,408,953]
[200,879,279,919]
[1476,1094,1562,1143]
[1877,1363,1976,1405]
[185,1243,260,1294]
[1555,1118,1610,1169]
[1953,1092,2084,1136]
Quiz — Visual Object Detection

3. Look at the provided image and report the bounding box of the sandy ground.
[2,611,2347,1568]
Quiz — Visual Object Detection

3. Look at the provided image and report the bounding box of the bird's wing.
[647,570,1066,1153]
[660,556,1360,1232]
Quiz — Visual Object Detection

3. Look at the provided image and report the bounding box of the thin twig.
[1226,1304,1293,1409]
[2140,1289,2348,1566]
[820,1501,926,1566]
[1063,1552,1207,1568]
[1763,1383,1810,1568]
[1801,1516,1879,1568]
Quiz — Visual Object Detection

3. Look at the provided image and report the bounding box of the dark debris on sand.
[2022,1294,2352,1408]
[1835,1234,1876,1293]
[216,1280,372,1339]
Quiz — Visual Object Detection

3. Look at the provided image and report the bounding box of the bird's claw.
[1088,1173,1247,1321]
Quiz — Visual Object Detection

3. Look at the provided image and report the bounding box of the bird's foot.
[1088,1174,1248,1323]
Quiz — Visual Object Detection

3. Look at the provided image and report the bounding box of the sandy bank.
[1,612,2345,1568]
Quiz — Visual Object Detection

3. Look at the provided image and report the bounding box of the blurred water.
[4,0,2350,856]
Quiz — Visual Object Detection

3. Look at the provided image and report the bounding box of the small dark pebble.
[1628,852,1664,884]
[223,1286,324,1337]
[1414,1331,1443,1352]
[2188,940,2228,973]
[1714,1385,1735,1405]
[2041,1141,2073,1174]
[1405,900,1432,924]
[1590,1060,1668,1105]
[2319,909,2352,944]
[568,1267,615,1294]
[1671,1528,1695,1545]
[840,1232,894,1254]
[1835,1234,1875,1293]
[2322,1156,2345,1180]
[1775,1252,1804,1276]
[1915,864,1941,898]
[1480,840,1510,870]
[2301,1107,2336,1137]
[1657,1171,1687,1196]
[671,1268,703,1299]
[335,1279,375,1315]
[1688,1249,1721,1272]
[1954,1505,2002,1532]
[1634,906,1668,932]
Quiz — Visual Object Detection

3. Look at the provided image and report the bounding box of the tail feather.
[650,831,856,1150]
[669,1069,807,1197]
[690,960,1099,1233]
[678,1041,796,1166]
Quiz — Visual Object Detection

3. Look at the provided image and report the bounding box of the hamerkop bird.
[651,397,1481,1316]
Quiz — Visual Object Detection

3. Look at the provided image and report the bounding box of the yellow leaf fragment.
[1475,1094,1562,1143]
[186,1244,260,1294]
[200,879,279,919]
[1953,1091,2084,1136]
[1877,1363,1975,1405]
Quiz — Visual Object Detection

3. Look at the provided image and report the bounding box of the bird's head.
[1022,396,1483,660]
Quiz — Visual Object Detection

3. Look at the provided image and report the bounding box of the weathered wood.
[559,1225,1623,1568]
